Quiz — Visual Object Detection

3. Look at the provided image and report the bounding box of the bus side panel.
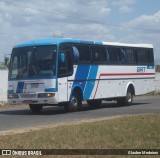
[58,77,68,102]
[67,64,155,101]
[144,79,155,93]
[90,65,155,99]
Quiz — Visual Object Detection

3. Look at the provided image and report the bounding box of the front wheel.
[29,104,43,113]
[65,92,82,112]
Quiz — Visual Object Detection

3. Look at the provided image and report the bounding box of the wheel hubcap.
[71,96,78,107]
[127,92,132,102]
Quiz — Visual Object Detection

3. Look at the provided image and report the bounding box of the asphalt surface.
[0,96,159,132]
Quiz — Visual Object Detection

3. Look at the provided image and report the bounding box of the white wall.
[155,73,160,92]
[0,70,8,102]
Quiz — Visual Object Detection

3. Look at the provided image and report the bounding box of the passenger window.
[108,47,119,64]
[92,46,107,64]
[125,49,135,64]
[148,49,154,65]
[76,45,91,63]
[72,46,79,64]
[118,48,126,64]
[136,49,148,65]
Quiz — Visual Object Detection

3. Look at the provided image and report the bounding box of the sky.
[0,0,160,63]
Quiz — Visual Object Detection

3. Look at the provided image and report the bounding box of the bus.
[8,38,155,113]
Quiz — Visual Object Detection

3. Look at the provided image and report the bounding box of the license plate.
[31,83,39,88]
[23,100,33,103]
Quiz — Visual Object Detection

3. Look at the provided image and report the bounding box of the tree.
[156,65,160,72]
[0,56,10,69]
[4,56,10,68]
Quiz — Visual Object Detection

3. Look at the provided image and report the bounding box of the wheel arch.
[69,85,83,101]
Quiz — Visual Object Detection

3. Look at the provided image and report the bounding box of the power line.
[0,0,160,33]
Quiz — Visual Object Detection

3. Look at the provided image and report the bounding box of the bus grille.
[20,93,37,98]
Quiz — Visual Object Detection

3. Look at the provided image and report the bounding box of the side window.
[108,47,119,64]
[58,44,73,77]
[136,49,148,65]
[125,48,135,64]
[76,45,91,64]
[72,46,79,64]
[118,48,126,64]
[10,55,18,78]
[148,49,154,65]
[12,55,18,70]
[92,46,107,64]
[59,52,67,75]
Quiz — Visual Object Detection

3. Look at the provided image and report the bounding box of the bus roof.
[14,38,95,48]
[103,42,153,48]
[14,38,153,49]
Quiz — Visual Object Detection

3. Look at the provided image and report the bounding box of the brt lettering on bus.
[137,67,146,72]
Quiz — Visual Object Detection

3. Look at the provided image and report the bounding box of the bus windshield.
[9,45,57,79]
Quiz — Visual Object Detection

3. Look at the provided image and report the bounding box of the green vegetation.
[144,92,160,96]
[0,56,9,69]
[0,114,159,158]
[156,65,160,72]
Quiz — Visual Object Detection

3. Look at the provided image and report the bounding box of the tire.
[87,99,102,107]
[29,104,43,113]
[126,88,133,105]
[117,98,125,106]
[117,88,133,106]
[65,92,82,112]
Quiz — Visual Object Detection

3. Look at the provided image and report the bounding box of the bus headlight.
[37,93,55,98]
[8,94,19,99]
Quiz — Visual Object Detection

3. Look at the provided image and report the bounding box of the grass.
[144,92,160,96]
[0,113,159,158]
[0,103,28,109]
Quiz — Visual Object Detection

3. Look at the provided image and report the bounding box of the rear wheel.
[29,104,43,113]
[65,92,82,112]
[117,88,133,106]
[87,99,102,107]
[126,88,133,105]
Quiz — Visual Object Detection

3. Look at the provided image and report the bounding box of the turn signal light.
[8,94,19,99]
[37,93,55,98]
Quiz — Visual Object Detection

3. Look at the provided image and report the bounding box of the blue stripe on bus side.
[83,65,98,100]
[45,88,57,92]
[16,82,24,93]
[70,65,90,100]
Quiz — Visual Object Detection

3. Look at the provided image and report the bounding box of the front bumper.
[8,92,59,105]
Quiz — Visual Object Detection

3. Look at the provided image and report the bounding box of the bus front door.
[57,50,73,102]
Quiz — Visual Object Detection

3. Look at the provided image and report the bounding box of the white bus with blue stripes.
[8,38,155,113]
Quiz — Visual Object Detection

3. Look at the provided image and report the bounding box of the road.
[0,96,160,132]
